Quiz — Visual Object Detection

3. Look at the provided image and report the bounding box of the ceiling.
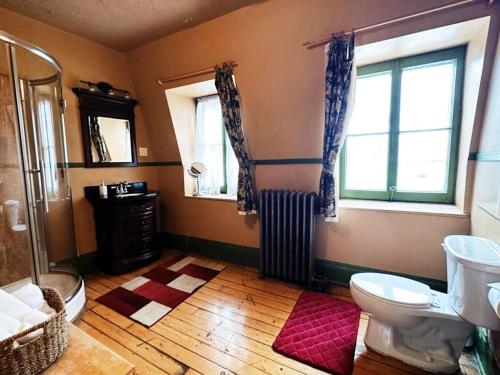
[0,0,264,51]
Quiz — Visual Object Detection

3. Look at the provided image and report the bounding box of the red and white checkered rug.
[96,255,226,326]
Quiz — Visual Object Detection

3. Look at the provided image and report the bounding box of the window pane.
[345,134,388,191]
[195,96,224,195]
[348,71,392,135]
[399,61,455,131]
[396,130,451,193]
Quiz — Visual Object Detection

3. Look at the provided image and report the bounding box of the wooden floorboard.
[79,249,480,375]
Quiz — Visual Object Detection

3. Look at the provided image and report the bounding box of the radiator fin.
[259,189,316,288]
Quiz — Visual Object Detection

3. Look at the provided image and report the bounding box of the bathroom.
[0,0,499,374]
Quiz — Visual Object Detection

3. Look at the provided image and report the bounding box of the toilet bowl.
[350,235,500,373]
[351,273,474,373]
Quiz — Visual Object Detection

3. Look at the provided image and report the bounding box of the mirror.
[187,162,207,196]
[73,87,138,167]
[90,116,132,163]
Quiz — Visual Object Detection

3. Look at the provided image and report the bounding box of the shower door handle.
[27,167,48,213]
[38,161,50,214]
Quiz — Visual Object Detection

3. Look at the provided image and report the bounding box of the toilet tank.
[442,235,500,330]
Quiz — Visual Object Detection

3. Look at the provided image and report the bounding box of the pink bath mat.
[272,291,361,375]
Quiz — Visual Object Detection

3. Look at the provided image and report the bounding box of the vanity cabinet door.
[116,202,156,257]
[91,193,161,274]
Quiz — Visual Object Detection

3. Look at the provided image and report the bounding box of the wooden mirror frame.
[72,87,139,168]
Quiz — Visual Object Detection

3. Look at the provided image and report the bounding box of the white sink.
[118,193,144,198]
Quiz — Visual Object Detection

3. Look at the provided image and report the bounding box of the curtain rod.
[302,0,478,50]
[156,60,237,85]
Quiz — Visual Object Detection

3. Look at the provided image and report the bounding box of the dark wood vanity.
[85,182,161,274]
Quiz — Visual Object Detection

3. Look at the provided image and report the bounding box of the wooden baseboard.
[161,232,447,292]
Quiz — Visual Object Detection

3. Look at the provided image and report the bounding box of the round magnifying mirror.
[187,162,207,196]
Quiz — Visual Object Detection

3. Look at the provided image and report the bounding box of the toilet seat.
[351,273,432,309]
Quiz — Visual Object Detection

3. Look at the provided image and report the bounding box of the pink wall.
[125,0,496,280]
[0,7,158,254]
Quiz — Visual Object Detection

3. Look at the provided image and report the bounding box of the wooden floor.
[76,250,480,375]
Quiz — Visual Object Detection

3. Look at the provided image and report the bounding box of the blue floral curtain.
[319,33,355,220]
[215,63,257,214]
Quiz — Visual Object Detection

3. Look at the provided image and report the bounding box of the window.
[36,95,59,199]
[340,47,465,203]
[195,95,238,196]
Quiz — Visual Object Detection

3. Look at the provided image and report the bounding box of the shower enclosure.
[0,30,85,320]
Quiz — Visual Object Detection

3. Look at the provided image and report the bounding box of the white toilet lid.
[351,273,432,308]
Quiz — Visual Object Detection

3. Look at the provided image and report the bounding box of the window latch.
[389,186,397,201]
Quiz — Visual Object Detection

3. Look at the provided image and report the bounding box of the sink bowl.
[117,193,144,198]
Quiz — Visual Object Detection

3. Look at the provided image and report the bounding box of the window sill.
[338,199,469,218]
[184,194,236,202]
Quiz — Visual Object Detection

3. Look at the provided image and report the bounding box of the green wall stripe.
[469,151,500,162]
[58,162,85,168]
[252,158,322,165]
[59,161,183,168]
[59,158,327,168]
[139,161,183,167]
[59,153,500,168]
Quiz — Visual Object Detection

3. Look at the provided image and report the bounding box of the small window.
[195,95,238,196]
[340,47,465,203]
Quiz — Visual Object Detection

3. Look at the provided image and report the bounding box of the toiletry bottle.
[99,180,108,198]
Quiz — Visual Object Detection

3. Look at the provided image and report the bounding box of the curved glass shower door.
[0,32,83,316]
[0,40,34,287]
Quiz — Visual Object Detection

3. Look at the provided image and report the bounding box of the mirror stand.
[188,162,207,196]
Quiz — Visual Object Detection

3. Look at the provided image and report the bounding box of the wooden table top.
[44,323,135,375]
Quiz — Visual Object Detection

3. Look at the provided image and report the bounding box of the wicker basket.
[0,287,68,375]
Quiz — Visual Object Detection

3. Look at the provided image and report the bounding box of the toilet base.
[364,317,462,373]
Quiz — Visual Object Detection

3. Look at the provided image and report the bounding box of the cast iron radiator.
[259,189,317,288]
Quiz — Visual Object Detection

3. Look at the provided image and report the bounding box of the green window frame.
[340,46,465,203]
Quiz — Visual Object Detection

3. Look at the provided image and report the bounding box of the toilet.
[350,235,500,373]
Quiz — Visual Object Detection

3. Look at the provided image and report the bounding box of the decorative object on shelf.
[79,80,130,99]
[85,181,160,274]
[73,87,138,168]
[187,162,207,196]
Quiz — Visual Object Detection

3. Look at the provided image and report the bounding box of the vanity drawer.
[89,191,161,274]
[117,202,155,216]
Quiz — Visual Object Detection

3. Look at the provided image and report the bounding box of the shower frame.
[0,30,83,311]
